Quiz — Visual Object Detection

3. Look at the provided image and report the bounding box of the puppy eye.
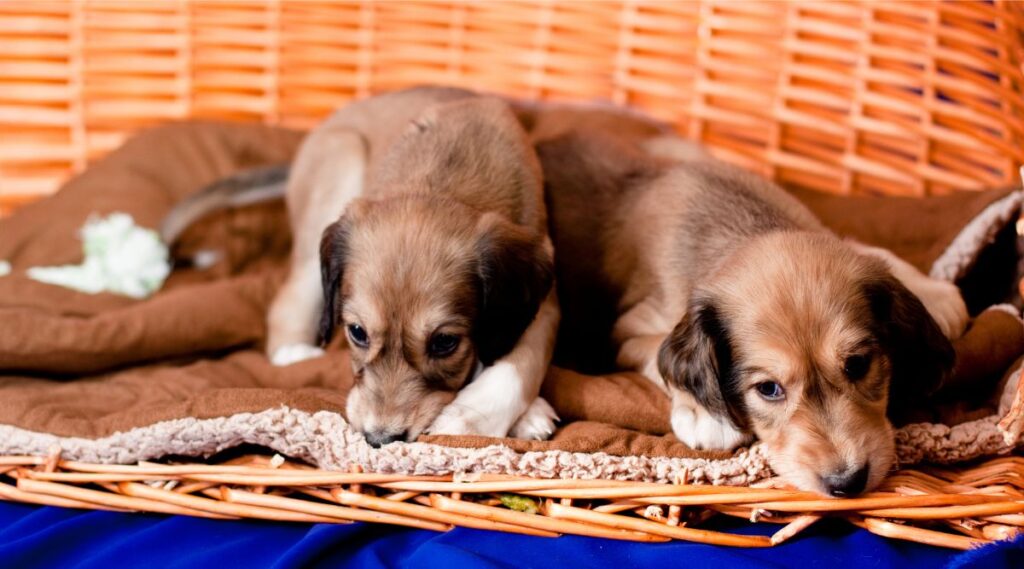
[755,381,785,401]
[428,333,460,358]
[843,354,872,380]
[346,323,369,348]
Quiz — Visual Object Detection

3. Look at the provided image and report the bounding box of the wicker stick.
[59,461,446,481]
[117,482,339,524]
[0,481,128,512]
[770,515,822,546]
[626,491,826,506]
[982,524,1021,541]
[330,489,559,538]
[430,494,668,543]
[863,503,1024,520]
[742,494,1008,513]
[377,479,672,494]
[853,518,987,551]
[16,478,232,520]
[544,501,773,548]
[222,487,451,532]
[0,457,47,466]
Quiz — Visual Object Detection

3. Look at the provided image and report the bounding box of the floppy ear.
[473,215,554,365]
[318,217,353,346]
[658,297,747,430]
[862,274,955,411]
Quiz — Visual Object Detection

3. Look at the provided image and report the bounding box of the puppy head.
[320,198,552,447]
[659,233,953,495]
[369,96,544,228]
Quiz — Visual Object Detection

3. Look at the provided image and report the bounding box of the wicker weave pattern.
[3,453,1024,549]
[2,1,1024,207]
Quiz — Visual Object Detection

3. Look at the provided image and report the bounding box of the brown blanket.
[1,122,1023,481]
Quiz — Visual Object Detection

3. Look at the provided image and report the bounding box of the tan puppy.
[170,87,561,446]
[520,105,966,496]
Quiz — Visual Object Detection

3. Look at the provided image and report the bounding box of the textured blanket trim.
[0,410,771,485]
[930,190,1023,282]
[0,400,1020,486]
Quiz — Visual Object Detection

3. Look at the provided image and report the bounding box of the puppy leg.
[614,299,750,450]
[613,299,678,392]
[430,287,560,438]
[267,128,367,364]
[617,334,669,392]
[509,397,559,440]
[849,241,968,340]
[670,388,752,450]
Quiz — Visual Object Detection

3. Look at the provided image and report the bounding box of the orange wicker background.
[2,0,1024,214]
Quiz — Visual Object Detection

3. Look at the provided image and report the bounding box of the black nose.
[823,465,870,497]
[364,430,407,448]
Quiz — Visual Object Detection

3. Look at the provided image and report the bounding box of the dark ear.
[658,297,747,430]
[862,274,955,410]
[318,217,352,346]
[473,216,554,365]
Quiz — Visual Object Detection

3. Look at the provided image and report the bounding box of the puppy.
[166,87,561,446]
[520,105,967,495]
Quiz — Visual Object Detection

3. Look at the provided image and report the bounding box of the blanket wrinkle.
[1,121,1023,484]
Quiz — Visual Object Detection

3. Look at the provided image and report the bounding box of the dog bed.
[1,122,1024,548]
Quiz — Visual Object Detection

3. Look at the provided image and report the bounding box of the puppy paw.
[914,279,968,340]
[509,397,559,440]
[428,404,490,437]
[270,343,325,366]
[671,398,751,450]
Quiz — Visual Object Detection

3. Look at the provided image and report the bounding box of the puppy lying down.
[165,87,560,445]
[166,92,968,495]
[519,103,967,496]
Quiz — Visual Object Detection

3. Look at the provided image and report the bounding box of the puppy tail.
[160,163,291,247]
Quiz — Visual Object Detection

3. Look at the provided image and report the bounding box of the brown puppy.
[266,87,560,446]
[520,105,966,495]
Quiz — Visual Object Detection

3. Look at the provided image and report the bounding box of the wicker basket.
[3,0,1024,550]
[2,0,1024,205]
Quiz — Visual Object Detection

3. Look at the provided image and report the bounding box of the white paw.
[270,343,325,366]
[671,394,751,450]
[428,403,491,436]
[428,362,533,437]
[510,397,559,440]
[913,279,968,340]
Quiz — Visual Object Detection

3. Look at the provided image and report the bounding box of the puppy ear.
[862,273,955,409]
[658,297,747,430]
[473,214,554,365]
[318,217,353,346]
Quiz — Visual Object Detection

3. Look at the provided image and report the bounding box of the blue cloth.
[0,501,1014,568]
[948,533,1024,569]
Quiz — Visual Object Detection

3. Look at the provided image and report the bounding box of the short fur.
[521,107,966,496]
[268,87,559,446]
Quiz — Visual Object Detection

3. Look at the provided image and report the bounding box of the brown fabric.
[788,186,1015,274]
[0,121,1021,461]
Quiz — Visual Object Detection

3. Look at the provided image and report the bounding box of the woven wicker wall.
[2,1,1024,213]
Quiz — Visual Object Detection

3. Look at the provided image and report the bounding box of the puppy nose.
[364,430,407,448]
[823,465,869,497]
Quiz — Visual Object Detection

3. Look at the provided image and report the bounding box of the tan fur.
[524,106,963,495]
[270,87,558,445]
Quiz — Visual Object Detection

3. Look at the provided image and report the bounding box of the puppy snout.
[364,430,408,448]
[822,464,869,497]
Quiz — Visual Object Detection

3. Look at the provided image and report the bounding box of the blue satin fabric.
[3,501,1013,568]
